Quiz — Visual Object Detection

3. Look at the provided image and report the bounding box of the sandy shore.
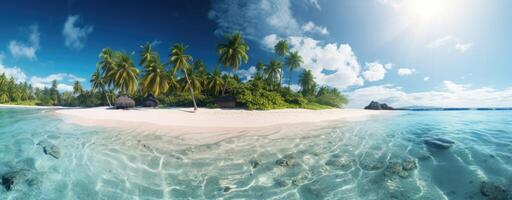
[55,107,391,144]
[56,107,382,129]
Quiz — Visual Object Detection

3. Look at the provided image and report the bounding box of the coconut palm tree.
[108,53,139,96]
[72,81,83,96]
[170,43,197,111]
[217,32,249,95]
[90,69,112,106]
[141,55,170,97]
[274,40,289,57]
[255,60,265,79]
[139,42,153,66]
[98,48,116,86]
[193,59,208,90]
[264,60,282,90]
[207,68,224,96]
[285,51,303,87]
[299,69,316,97]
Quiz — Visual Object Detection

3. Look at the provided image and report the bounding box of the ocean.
[0,108,511,199]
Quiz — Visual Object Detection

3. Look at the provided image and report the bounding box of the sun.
[405,0,450,21]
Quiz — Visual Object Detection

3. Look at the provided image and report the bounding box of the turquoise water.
[0,108,511,200]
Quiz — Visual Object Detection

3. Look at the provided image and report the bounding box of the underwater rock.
[276,157,295,167]
[249,159,261,169]
[384,162,406,178]
[424,138,455,150]
[325,158,353,171]
[402,159,417,171]
[480,181,510,200]
[1,169,30,191]
[37,140,61,159]
[292,171,311,186]
[223,186,232,192]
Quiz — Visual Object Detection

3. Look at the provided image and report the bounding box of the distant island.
[364,101,512,111]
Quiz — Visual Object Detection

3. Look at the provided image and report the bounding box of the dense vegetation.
[0,32,348,110]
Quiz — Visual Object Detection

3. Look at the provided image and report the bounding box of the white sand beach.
[56,107,379,128]
[0,104,63,109]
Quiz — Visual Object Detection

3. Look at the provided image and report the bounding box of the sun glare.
[405,0,450,21]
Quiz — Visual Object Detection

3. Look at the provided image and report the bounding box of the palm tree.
[72,81,83,96]
[217,32,249,95]
[255,60,265,78]
[299,69,316,97]
[170,43,197,111]
[141,55,170,97]
[90,69,112,106]
[207,68,224,96]
[108,53,139,95]
[139,42,153,66]
[98,48,116,87]
[264,60,282,90]
[285,51,303,87]
[193,60,208,90]
[274,40,289,57]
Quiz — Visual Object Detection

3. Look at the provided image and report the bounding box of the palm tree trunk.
[183,70,198,111]
[221,71,231,96]
[102,86,112,107]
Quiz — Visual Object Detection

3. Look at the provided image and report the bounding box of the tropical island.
[0,33,348,112]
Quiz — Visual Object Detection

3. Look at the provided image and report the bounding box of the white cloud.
[209,0,303,41]
[0,64,27,83]
[63,15,93,50]
[423,76,430,81]
[397,68,415,76]
[427,36,473,53]
[30,73,85,92]
[301,21,329,35]
[307,0,321,10]
[236,66,257,81]
[283,84,301,92]
[362,62,390,82]
[8,25,40,59]
[263,34,364,89]
[347,82,512,108]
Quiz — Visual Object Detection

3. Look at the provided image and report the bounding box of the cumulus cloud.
[236,66,257,81]
[263,34,364,89]
[397,68,415,76]
[346,82,512,108]
[0,64,27,83]
[301,21,329,35]
[63,15,93,50]
[208,0,302,41]
[8,25,40,59]
[362,62,392,82]
[424,76,430,81]
[30,73,85,92]
[307,0,321,10]
[427,36,473,53]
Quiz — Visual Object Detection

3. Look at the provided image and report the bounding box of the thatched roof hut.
[115,95,135,109]
[142,93,158,107]
[215,96,236,108]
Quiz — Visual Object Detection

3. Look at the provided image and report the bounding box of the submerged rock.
[359,159,386,171]
[276,156,295,167]
[249,159,261,169]
[37,140,61,159]
[424,138,455,150]
[402,159,417,171]
[291,171,311,186]
[274,179,289,187]
[480,181,510,200]
[223,186,232,193]
[1,169,30,191]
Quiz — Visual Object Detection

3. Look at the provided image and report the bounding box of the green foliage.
[280,87,307,106]
[234,80,287,110]
[315,86,348,108]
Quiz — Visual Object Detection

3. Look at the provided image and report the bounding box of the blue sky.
[0,0,511,107]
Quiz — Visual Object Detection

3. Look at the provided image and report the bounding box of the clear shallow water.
[0,108,511,200]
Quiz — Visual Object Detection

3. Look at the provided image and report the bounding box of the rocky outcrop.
[364,101,395,110]
[276,155,295,167]
[424,138,455,150]
[1,169,30,191]
[384,159,418,179]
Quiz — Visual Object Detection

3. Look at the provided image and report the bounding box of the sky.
[0,0,511,108]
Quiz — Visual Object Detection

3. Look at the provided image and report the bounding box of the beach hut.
[142,93,159,107]
[115,95,135,109]
[215,96,236,108]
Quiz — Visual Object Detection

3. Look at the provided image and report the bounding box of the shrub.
[234,83,287,110]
